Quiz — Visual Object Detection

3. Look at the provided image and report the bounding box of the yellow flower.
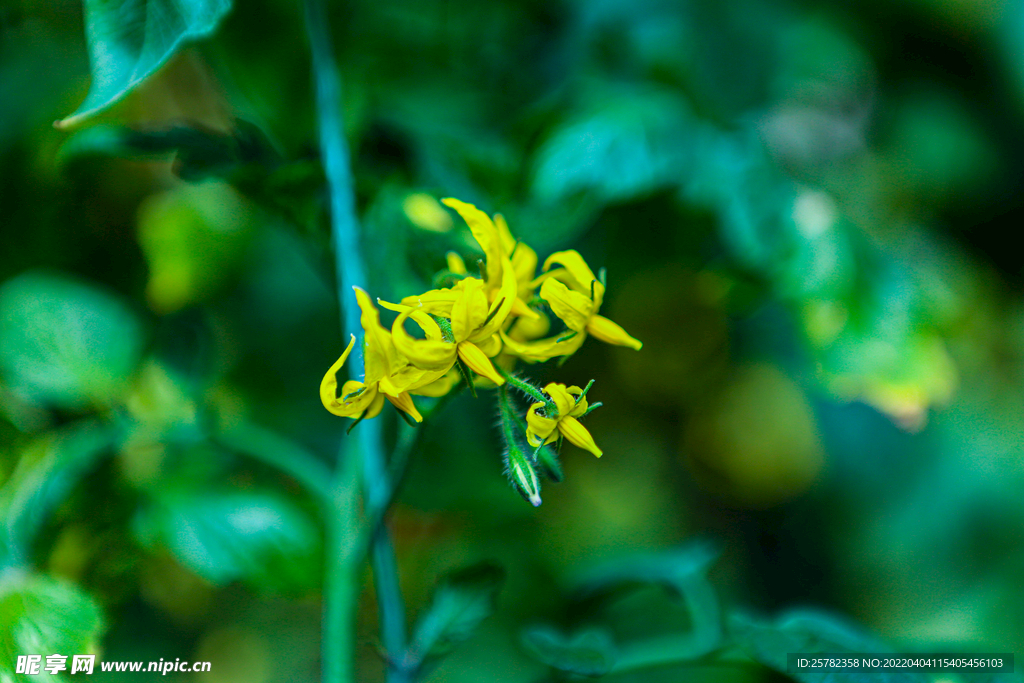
[386,256,517,386]
[502,250,642,361]
[320,288,439,423]
[419,198,537,319]
[525,383,603,457]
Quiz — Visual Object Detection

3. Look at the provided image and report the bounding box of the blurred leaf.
[575,540,720,599]
[137,181,255,313]
[730,609,927,683]
[405,561,505,666]
[0,420,114,567]
[59,0,232,127]
[134,489,320,594]
[532,86,694,205]
[59,121,280,182]
[884,93,996,202]
[521,626,616,677]
[0,272,144,409]
[573,542,724,664]
[0,573,104,680]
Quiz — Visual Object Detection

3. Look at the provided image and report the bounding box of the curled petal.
[378,299,444,341]
[320,335,356,414]
[586,314,643,350]
[566,386,588,416]
[525,402,558,446]
[557,416,603,457]
[473,253,518,341]
[540,278,594,332]
[542,250,598,292]
[385,391,423,422]
[499,328,585,363]
[542,383,579,418]
[410,367,461,397]
[457,341,505,385]
[354,287,393,382]
[379,363,441,396]
[398,288,458,318]
[391,308,457,371]
[442,198,503,287]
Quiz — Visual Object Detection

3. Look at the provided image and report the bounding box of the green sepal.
[454,357,477,398]
[497,385,543,505]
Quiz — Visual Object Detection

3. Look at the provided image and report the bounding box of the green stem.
[496,366,554,413]
[303,0,408,679]
[322,448,364,683]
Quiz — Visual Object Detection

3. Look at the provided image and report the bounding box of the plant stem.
[303,0,409,680]
[322,447,363,683]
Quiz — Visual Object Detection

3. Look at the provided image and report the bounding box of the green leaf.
[730,609,928,683]
[59,0,233,127]
[405,562,505,667]
[573,542,724,665]
[133,490,320,594]
[0,272,144,410]
[521,626,617,677]
[531,86,694,205]
[0,573,104,681]
[0,421,114,568]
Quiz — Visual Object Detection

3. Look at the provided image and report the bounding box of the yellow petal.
[364,391,386,419]
[320,335,356,415]
[499,328,585,363]
[379,363,441,395]
[566,385,588,417]
[507,310,550,341]
[385,391,423,422]
[442,198,503,287]
[457,341,505,385]
[446,251,467,275]
[341,380,381,414]
[403,193,453,232]
[509,296,540,320]
[450,277,489,342]
[586,314,642,350]
[540,278,593,332]
[494,213,516,254]
[475,332,502,358]
[410,367,461,397]
[525,402,558,446]
[398,288,458,318]
[542,383,578,417]
[391,308,457,371]
[378,299,444,341]
[354,287,393,382]
[542,250,597,292]
[557,416,603,457]
[473,253,518,341]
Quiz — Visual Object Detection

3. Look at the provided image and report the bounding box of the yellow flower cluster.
[320,198,641,455]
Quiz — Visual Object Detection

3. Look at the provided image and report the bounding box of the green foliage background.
[3,0,1024,680]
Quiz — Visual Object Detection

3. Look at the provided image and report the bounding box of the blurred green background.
[3,0,1024,680]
